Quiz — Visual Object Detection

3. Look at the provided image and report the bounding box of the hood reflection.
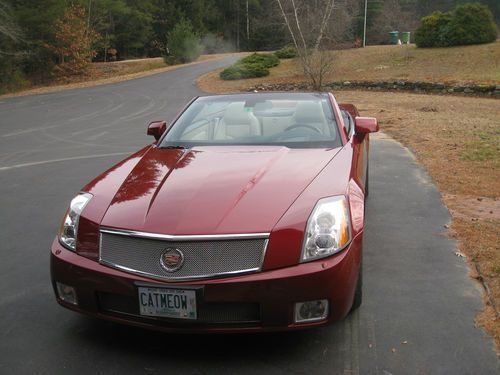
[112,148,195,204]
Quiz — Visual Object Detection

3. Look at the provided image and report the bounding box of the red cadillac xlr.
[51,92,378,332]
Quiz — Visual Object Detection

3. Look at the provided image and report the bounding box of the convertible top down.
[51,92,378,332]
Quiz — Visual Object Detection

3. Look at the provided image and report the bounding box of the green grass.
[461,131,500,162]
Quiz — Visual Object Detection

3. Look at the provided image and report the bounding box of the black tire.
[350,261,363,313]
[364,162,369,198]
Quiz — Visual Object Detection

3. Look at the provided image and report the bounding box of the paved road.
[0,58,497,374]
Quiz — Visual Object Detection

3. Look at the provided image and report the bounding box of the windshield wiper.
[161,145,186,150]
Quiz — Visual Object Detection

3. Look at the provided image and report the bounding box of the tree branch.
[314,0,335,50]
[290,0,307,52]
[275,0,300,52]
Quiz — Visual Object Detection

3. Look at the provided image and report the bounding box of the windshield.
[160,93,341,149]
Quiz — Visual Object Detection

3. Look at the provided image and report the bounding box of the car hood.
[100,145,341,235]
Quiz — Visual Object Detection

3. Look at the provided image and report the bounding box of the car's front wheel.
[350,262,362,312]
[364,162,369,198]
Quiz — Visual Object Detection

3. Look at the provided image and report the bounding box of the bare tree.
[275,0,336,90]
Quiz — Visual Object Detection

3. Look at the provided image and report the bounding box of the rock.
[247,81,498,97]
[477,85,491,93]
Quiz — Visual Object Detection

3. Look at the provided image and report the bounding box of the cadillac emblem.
[160,248,184,272]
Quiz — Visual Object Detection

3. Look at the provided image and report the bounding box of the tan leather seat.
[292,101,329,135]
[215,102,261,140]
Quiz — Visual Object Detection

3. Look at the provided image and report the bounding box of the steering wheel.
[284,124,321,133]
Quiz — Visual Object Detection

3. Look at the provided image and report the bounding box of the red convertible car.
[51,92,378,332]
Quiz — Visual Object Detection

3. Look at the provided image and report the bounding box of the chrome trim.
[98,231,269,282]
[159,248,185,272]
[100,227,270,241]
[99,258,261,282]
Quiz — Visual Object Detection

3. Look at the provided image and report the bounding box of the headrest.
[293,101,326,124]
[223,102,254,125]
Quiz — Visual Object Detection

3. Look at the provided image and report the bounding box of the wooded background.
[1,0,499,86]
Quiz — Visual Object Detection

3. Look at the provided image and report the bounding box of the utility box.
[402,32,411,44]
[389,31,400,45]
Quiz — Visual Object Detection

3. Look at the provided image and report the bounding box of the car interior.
[172,99,342,145]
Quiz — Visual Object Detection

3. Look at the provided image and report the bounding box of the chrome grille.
[99,229,268,281]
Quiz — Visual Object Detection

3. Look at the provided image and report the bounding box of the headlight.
[59,193,92,251]
[301,196,352,262]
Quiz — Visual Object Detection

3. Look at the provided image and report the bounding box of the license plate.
[138,287,197,319]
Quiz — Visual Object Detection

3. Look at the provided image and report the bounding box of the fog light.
[294,300,328,323]
[56,282,78,305]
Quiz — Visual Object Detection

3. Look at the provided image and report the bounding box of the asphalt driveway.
[0,57,497,374]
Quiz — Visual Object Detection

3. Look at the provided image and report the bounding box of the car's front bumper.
[50,235,362,333]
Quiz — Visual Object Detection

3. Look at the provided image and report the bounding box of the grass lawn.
[198,48,500,346]
[329,42,500,84]
[197,42,500,93]
[333,92,499,346]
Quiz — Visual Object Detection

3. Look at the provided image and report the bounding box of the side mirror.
[147,120,168,141]
[354,117,379,134]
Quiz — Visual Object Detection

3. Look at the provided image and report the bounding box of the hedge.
[220,53,279,80]
[415,3,497,48]
[240,53,280,68]
[274,46,297,59]
[219,62,270,80]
